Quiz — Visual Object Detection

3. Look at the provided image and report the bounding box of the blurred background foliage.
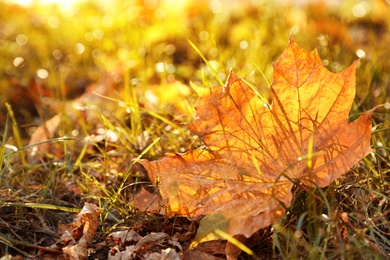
[0,0,389,139]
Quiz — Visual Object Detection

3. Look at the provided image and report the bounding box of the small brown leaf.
[61,202,100,260]
[28,114,62,162]
[107,229,142,246]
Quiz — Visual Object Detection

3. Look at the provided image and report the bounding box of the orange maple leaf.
[140,37,377,246]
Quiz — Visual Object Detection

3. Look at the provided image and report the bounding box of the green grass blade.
[214,229,259,259]
[188,39,224,86]
[0,202,80,212]
[5,103,26,167]
[252,61,271,88]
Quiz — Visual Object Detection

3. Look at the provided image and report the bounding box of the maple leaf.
[139,37,377,246]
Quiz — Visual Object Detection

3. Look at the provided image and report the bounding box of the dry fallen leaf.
[28,113,62,162]
[108,232,182,260]
[140,37,378,247]
[61,202,100,260]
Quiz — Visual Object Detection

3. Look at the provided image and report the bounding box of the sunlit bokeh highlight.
[2,0,84,7]
[0,0,388,124]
